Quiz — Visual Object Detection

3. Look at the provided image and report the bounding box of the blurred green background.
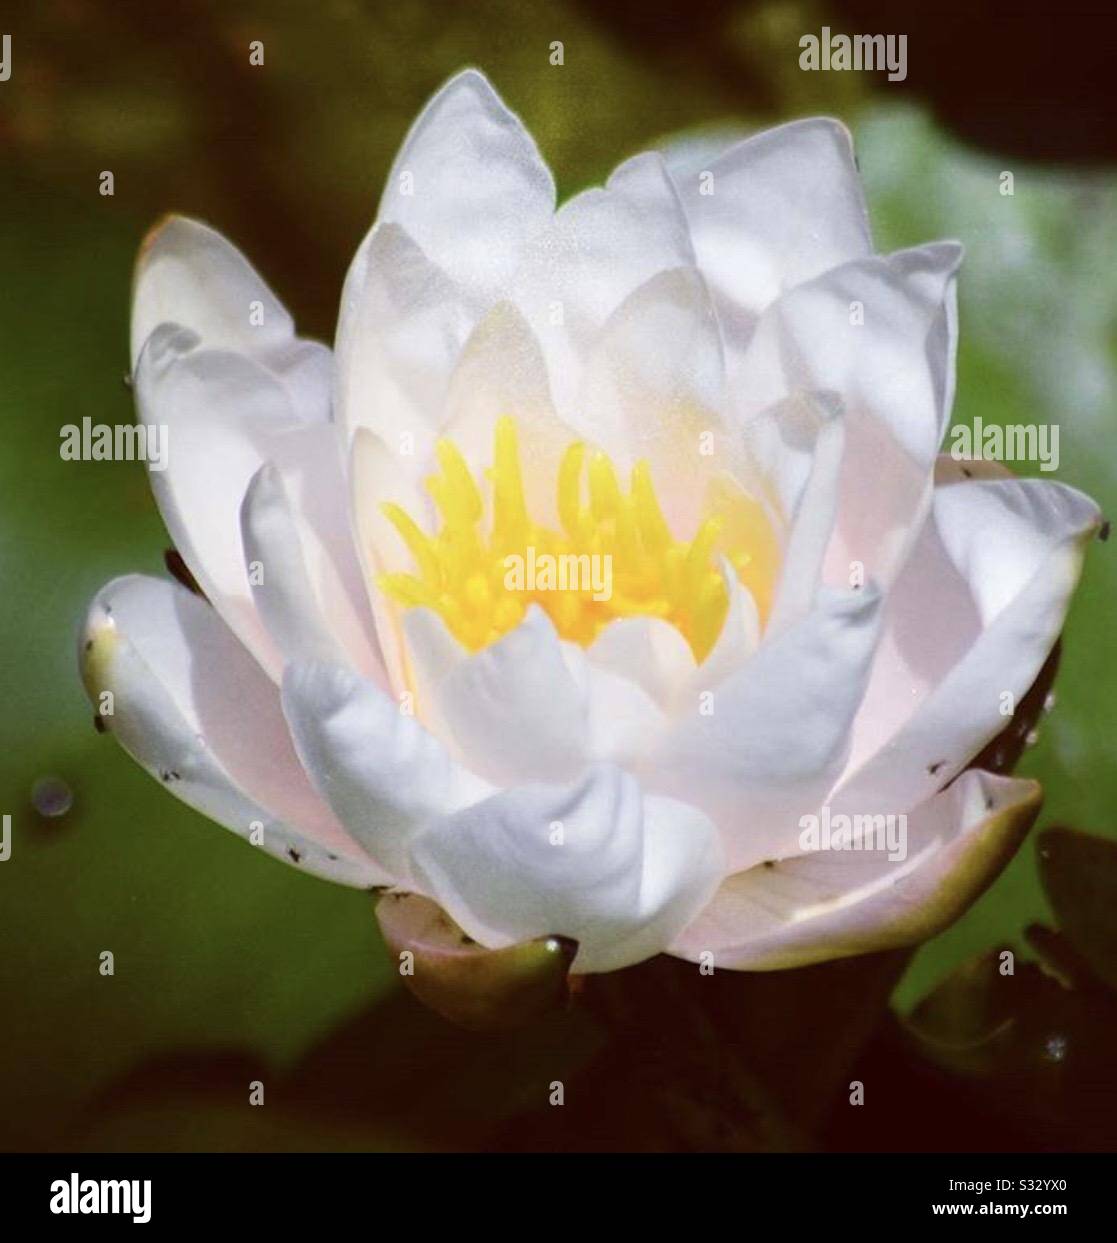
[1,0,1114,1150]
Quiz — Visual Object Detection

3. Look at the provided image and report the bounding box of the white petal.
[396,605,464,714]
[511,150,694,417]
[375,69,555,301]
[670,771,1040,970]
[832,473,1101,815]
[674,118,872,326]
[736,242,962,458]
[131,215,330,419]
[240,442,386,683]
[409,765,725,973]
[241,464,337,664]
[281,660,491,884]
[80,575,383,886]
[440,301,577,526]
[587,617,697,712]
[580,266,727,532]
[562,640,673,771]
[134,325,326,678]
[742,391,846,634]
[736,243,963,588]
[404,607,670,775]
[840,492,979,780]
[648,584,884,871]
[937,475,1096,624]
[404,606,587,784]
[889,243,960,442]
[687,557,762,692]
[348,427,429,697]
[334,222,479,449]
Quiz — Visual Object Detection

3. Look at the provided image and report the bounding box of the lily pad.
[1037,826,1117,991]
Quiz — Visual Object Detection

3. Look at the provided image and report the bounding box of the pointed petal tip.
[376,891,578,1030]
[137,212,185,261]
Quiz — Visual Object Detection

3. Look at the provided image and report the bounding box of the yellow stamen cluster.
[378,417,770,662]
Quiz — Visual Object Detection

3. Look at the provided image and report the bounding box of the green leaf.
[1038,827,1117,991]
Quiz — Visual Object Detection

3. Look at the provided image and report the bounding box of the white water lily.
[81,69,1101,976]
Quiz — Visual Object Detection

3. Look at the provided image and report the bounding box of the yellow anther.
[491,415,529,547]
[631,460,672,553]
[433,438,483,526]
[378,419,777,662]
[588,451,623,522]
[377,572,437,609]
[381,503,441,589]
[558,441,587,541]
[683,516,723,601]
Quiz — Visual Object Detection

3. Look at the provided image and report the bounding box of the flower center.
[378,417,776,662]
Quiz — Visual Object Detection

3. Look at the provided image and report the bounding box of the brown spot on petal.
[164,548,206,599]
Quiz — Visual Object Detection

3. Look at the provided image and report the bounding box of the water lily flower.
[81,69,1102,983]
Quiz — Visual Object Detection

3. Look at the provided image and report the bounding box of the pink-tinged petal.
[409,766,725,974]
[348,427,428,698]
[375,69,555,301]
[241,464,340,666]
[889,243,960,443]
[80,575,383,886]
[840,488,979,779]
[579,266,727,533]
[737,243,962,590]
[280,660,491,885]
[240,441,386,684]
[134,324,339,680]
[742,391,846,635]
[670,771,1041,970]
[439,301,577,527]
[132,215,330,419]
[832,473,1102,816]
[648,584,884,872]
[376,892,577,1030]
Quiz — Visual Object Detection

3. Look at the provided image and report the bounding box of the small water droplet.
[31,776,73,819]
[1044,1034,1067,1063]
